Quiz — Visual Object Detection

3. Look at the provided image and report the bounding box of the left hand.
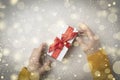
[27,43,51,76]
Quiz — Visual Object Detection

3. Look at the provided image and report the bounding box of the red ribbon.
[48,26,78,59]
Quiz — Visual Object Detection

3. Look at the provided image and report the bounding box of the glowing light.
[64,0,70,8]
[13,23,20,29]
[108,4,111,7]
[13,40,22,48]
[99,25,106,31]
[58,77,61,80]
[71,6,76,10]
[5,64,8,66]
[44,78,50,80]
[62,66,68,71]
[0,3,6,9]
[70,13,79,20]
[33,6,39,12]
[14,65,21,71]
[99,0,106,6]
[1,76,4,79]
[10,0,18,5]
[83,63,91,72]
[113,32,120,40]
[3,48,10,56]
[108,13,117,23]
[105,63,108,67]
[0,12,5,18]
[77,60,81,63]
[56,20,65,27]
[73,41,79,46]
[0,21,6,31]
[10,74,17,80]
[105,68,110,73]
[0,52,2,58]
[14,53,22,61]
[62,58,69,64]
[98,0,108,9]
[95,19,100,24]
[24,61,28,66]
[78,54,82,58]
[109,7,117,13]
[113,61,120,74]
[73,74,77,77]
[47,40,53,46]
[112,78,116,80]
[97,10,108,18]
[106,47,117,56]
[95,71,101,77]
[52,12,57,16]
[51,62,56,67]
[17,2,25,10]
[108,74,113,79]
[117,49,120,56]
[113,2,116,5]
[32,37,39,44]
[30,72,39,80]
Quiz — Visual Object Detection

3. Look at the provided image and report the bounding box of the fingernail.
[79,23,86,30]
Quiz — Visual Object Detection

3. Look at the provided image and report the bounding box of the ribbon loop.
[48,26,78,59]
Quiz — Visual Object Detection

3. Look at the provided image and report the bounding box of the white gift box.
[47,25,78,61]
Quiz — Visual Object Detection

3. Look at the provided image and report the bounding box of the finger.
[78,30,86,36]
[38,43,48,65]
[30,43,46,58]
[29,48,38,59]
[76,37,88,51]
[76,37,85,46]
[29,43,48,65]
[79,23,94,34]
[79,23,95,40]
[38,43,48,57]
[29,48,42,67]
[39,60,52,74]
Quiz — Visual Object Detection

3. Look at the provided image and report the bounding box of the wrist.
[27,66,40,80]
[85,44,102,55]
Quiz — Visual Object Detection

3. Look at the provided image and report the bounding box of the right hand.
[76,23,101,54]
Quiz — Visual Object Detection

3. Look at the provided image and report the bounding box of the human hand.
[76,23,101,54]
[27,43,51,76]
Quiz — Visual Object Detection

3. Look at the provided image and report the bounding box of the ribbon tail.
[65,42,71,48]
[52,49,62,59]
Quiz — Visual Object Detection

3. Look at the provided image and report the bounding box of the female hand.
[76,23,101,54]
[27,43,51,77]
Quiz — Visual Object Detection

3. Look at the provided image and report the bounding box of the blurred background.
[0,0,120,80]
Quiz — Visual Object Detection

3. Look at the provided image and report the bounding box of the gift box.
[47,25,78,61]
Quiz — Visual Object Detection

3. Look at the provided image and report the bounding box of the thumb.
[76,37,88,51]
[39,60,52,74]
[76,37,86,46]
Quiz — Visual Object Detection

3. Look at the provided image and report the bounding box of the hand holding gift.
[76,23,101,54]
[18,43,52,80]
[47,26,78,61]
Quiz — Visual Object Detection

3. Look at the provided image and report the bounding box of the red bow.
[48,26,78,59]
